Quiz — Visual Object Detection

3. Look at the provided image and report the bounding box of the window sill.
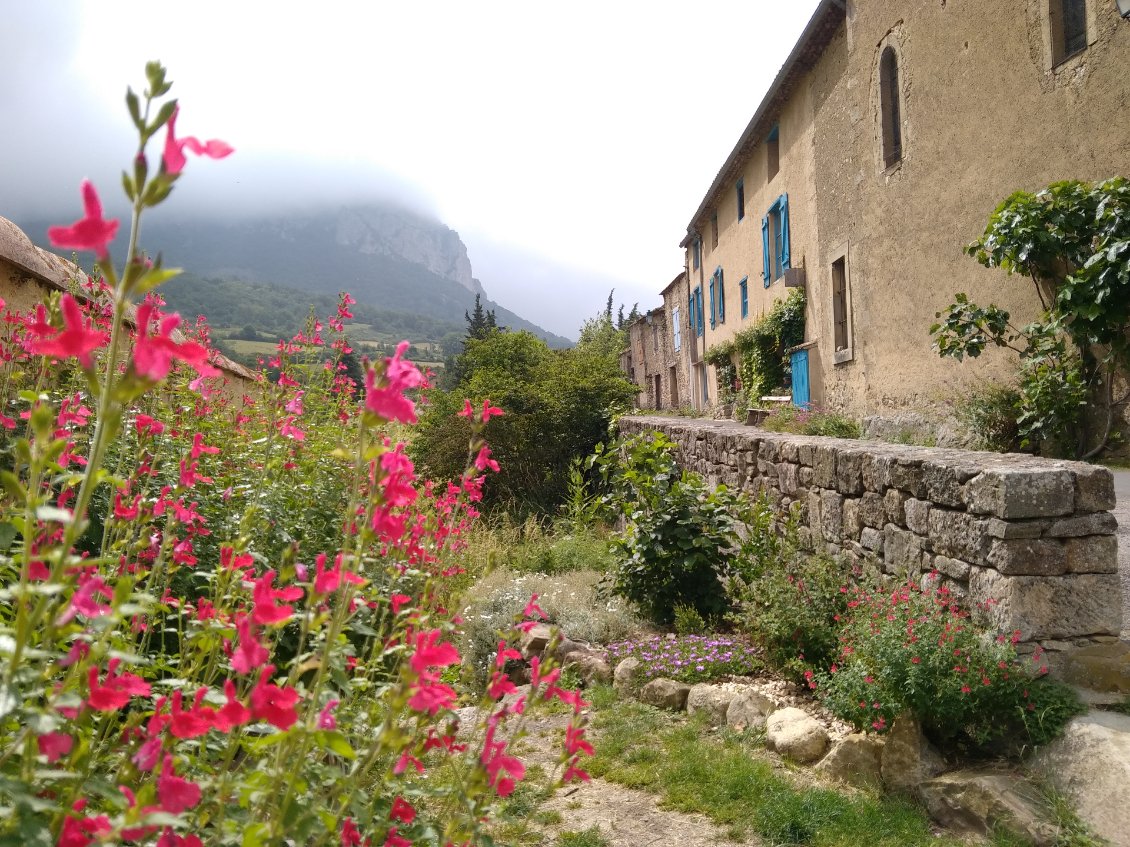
[833,347,854,365]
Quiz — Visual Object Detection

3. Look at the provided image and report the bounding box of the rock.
[613,657,644,696]
[519,622,553,659]
[765,707,830,764]
[918,770,1057,846]
[639,678,691,710]
[986,538,1067,576]
[880,715,945,793]
[1063,535,1119,574]
[816,733,884,788]
[884,524,925,573]
[968,568,1122,640]
[686,684,736,725]
[1031,711,1130,847]
[562,651,612,686]
[1047,512,1118,538]
[1074,465,1116,512]
[964,469,1074,519]
[553,637,587,662]
[1060,642,1130,694]
[725,689,774,731]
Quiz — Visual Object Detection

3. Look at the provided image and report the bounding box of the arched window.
[879,47,902,168]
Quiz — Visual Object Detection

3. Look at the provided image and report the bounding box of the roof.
[0,215,258,383]
[679,0,847,248]
[659,271,687,296]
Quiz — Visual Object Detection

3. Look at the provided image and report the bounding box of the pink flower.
[163,106,234,175]
[364,341,424,423]
[157,755,201,814]
[522,594,546,620]
[473,445,500,473]
[231,617,270,674]
[249,665,300,730]
[133,302,219,381]
[409,629,460,675]
[37,732,73,763]
[341,818,363,847]
[480,399,504,422]
[47,180,119,260]
[213,679,252,731]
[458,399,474,418]
[318,699,340,730]
[30,294,108,368]
[87,659,151,711]
[251,569,303,625]
[390,796,416,824]
[385,828,411,847]
[314,552,364,595]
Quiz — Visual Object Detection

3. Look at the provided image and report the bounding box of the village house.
[653,0,1129,425]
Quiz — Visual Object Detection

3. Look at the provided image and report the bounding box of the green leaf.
[315,730,356,759]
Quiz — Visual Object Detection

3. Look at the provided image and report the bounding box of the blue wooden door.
[790,349,810,408]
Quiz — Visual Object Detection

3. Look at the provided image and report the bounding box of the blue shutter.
[761,215,771,287]
[740,277,748,318]
[697,287,705,336]
[780,194,791,270]
[708,276,716,329]
[717,268,725,323]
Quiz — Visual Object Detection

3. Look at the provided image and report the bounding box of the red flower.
[385,828,411,847]
[480,399,504,422]
[133,302,219,381]
[213,679,252,731]
[30,293,108,368]
[473,446,500,473]
[231,617,270,674]
[37,732,73,763]
[390,796,416,824]
[364,341,424,423]
[458,399,474,418]
[341,818,363,847]
[409,629,460,675]
[47,180,119,260]
[249,665,300,730]
[157,755,201,814]
[314,552,364,595]
[251,569,303,625]
[87,659,151,711]
[163,106,234,175]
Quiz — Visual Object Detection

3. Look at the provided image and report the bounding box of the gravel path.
[1112,470,1130,640]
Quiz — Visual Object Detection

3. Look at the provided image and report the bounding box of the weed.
[554,826,611,847]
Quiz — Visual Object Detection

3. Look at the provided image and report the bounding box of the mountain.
[20,204,572,348]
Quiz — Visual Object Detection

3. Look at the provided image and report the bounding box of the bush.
[592,432,746,626]
[604,635,762,685]
[955,384,1023,452]
[761,405,862,439]
[819,577,1084,754]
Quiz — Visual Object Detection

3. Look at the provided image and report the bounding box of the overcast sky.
[0,0,820,337]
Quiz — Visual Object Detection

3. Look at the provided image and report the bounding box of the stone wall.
[618,416,1123,653]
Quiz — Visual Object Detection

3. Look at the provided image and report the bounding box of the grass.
[585,689,1031,847]
[554,827,611,847]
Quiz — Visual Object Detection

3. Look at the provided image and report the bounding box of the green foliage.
[760,405,862,438]
[555,827,611,847]
[672,603,707,636]
[710,288,806,403]
[592,433,746,625]
[933,177,1130,458]
[820,579,1084,755]
[728,501,852,680]
[955,383,1023,452]
[412,330,636,514]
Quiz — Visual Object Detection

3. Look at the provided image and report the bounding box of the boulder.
[519,623,553,659]
[686,684,736,725]
[765,707,830,764]
[1031,711,1130,847]
[918,770,1057,847]
[612,657,644,696]
[815,733,884,788]
[1060,641,1130,694]
[639,678,692,711]
[562,650,612,686]
[880,715,945,794]
[725,689,775,731]
[553,637,587,663]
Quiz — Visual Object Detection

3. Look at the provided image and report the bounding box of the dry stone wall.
[618,416,1123,650]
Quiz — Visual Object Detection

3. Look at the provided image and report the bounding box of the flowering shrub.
[604,635,761,685]
[819,577,1083,754]
[0,62,589,847]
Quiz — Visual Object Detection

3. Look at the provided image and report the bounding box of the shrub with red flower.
[0,61,589,847]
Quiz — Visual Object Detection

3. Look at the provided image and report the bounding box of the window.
[669,366,679,406]
[739,277,749,319]
[692,238,701,270]
[672,306,682,351]
[711,213,719,250]
[879,47,902,168]
[1051,0,1088,63]
[736,179,745,221]
[690,286,705,337]
[761,194,790,286]
[832,256,851,359]
[717,269,725,323]
[708,275,716,329]
[767,124,780,182]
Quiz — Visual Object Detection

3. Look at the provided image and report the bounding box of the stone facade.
[618,416,1122,649]
[664,0,1130,421]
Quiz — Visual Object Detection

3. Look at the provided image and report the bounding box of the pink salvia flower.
[251,569,302,625]
[163,106,234,175]
[30,293,109,368]
[364,341,424,423]
[133,303,219,381]
[47,180,119,260]
[37,732,73,763]
[481,399,504,422]
[157,755,201,814]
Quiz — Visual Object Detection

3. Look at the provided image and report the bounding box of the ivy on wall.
[705,288,806,407]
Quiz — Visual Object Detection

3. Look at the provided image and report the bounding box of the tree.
[931,178,1130,457]
[464,294,498,342]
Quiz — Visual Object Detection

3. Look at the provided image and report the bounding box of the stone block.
[778,462,800,496]
[918,770,1058,846]
[842,498,862,540]
[968,568,1122,640]
[613,657,644,696]
[813,445,836,489]
[884,524,925,573]
[932,555,971,580]
[923,462,965,507]
[859,492,885,528]
[884,488,908,526]
[779,442,799,463]
[927,508,988,564]
[821,490,844,542]
[836,450,864,496]
[765,707,830,764]
[759,439,780,462]
[807,490,823,534]
[1046,512,1117,538]
[904,498,931,534]
[881,714,945,794]
[860,526,884,553]
[799,466,815,487]
[757,460,778,477]
[797,443,815,466]
[862,454,895,492]
[816,733,884,788]
[964,469,1074,519]
[687,684,736,725]
[726,689,774,731]
[889,458,927,498]
[1060,642,1130,694]
[1064,535,1118,574]
[1074,465,1116,512]
[985,518,1047,539]
[986,538,1067,576]
[639,677,692,710]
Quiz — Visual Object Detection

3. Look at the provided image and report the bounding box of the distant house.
[0,215,258,398]
[662,0,1128,421]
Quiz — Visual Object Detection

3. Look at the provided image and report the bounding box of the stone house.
[669,0,1129,422]
[0,215,258,399]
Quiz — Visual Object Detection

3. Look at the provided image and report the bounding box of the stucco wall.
[809,0,1130,418]
[618,415,1122,655]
